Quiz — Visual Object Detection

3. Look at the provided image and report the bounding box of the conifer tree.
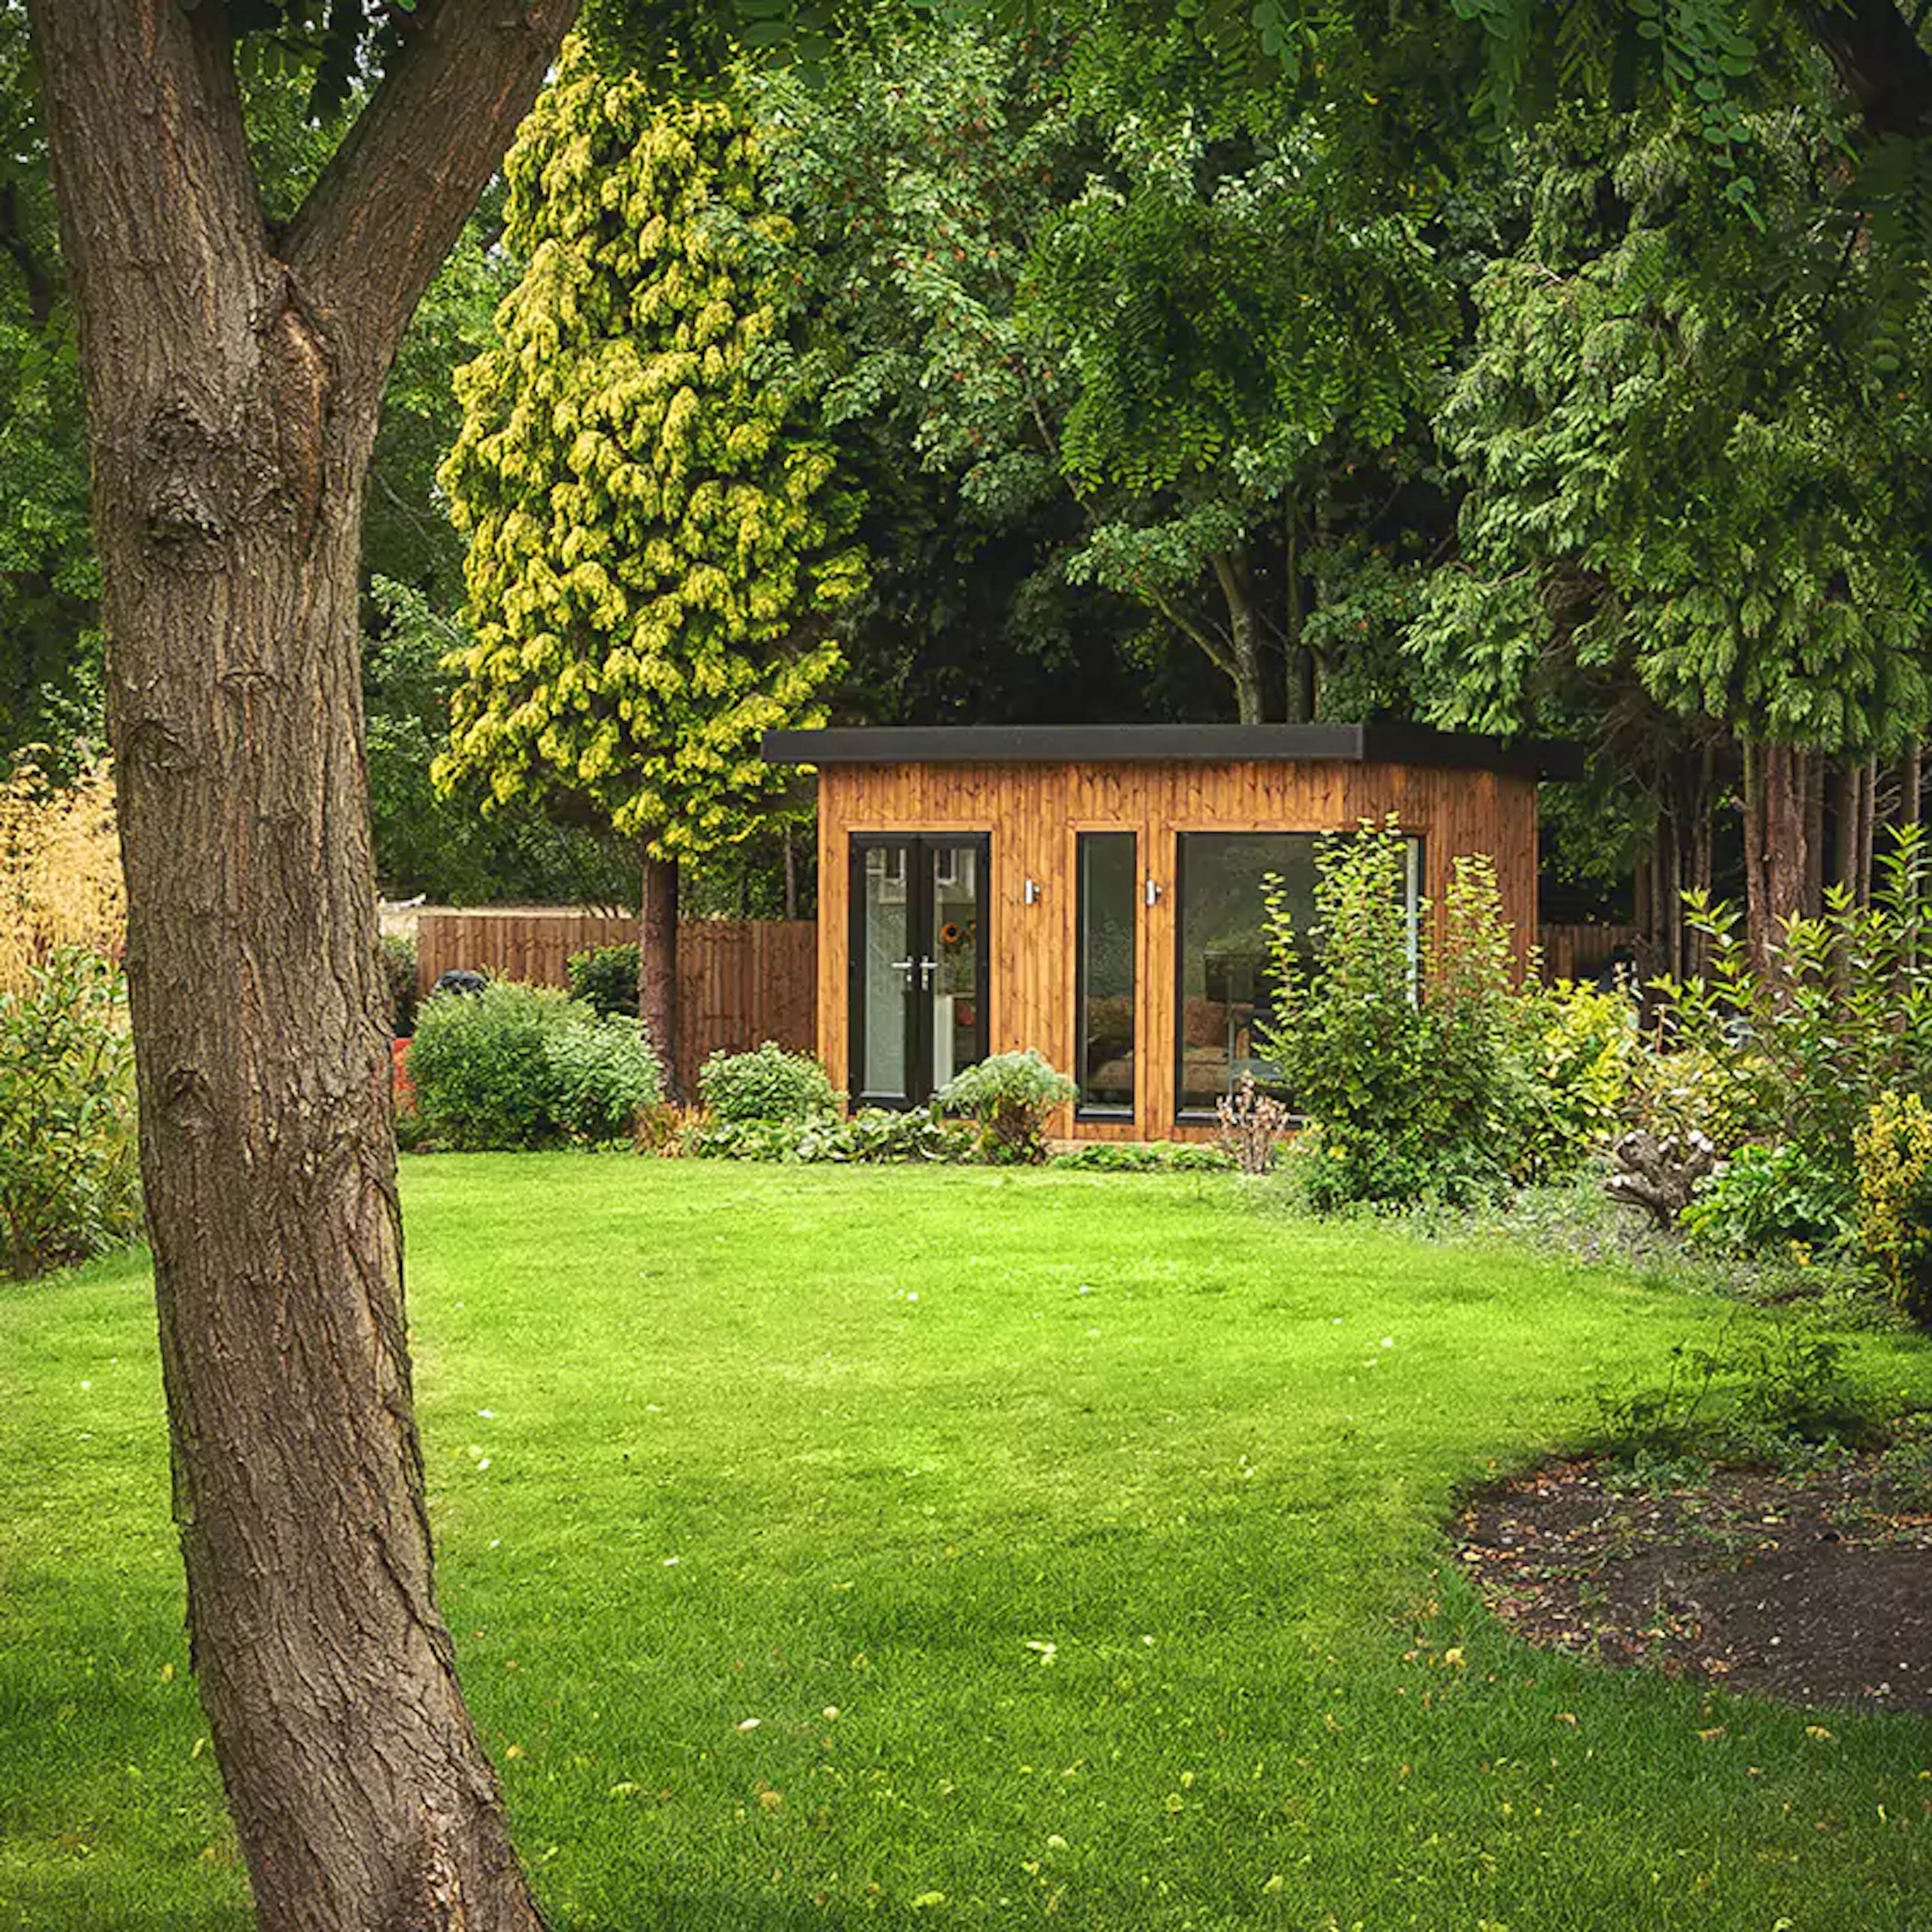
[439,44,865,1077]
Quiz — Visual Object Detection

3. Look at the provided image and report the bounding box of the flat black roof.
[762,723,1582,781]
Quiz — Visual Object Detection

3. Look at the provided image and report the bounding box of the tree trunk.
[1904,739,1923,829]
[28,3,575,1927]
[782,821,799,923]
[1754,743,1807,974]
[1859,753,1879,906]
[1835,754,1861,899]
[1283,492,1315,724]
[1803,750,1825,916]
[640,849,681,1099]
[1211,546,1268,724]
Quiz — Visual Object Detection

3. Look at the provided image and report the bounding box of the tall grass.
[0,755,122,993]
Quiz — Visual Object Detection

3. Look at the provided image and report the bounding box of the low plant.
[566,942,640,1019]
[407,980,660,1149]
[0,948,141,1278]
[835,1105,971,1164]
[1855,1090,1932,1318]
[1681,1142,1853,1255]
[1050,1140,1235,1173]
[937,1049,1077,1165]
[698,1041,838,1125]
[1215,1073,1289,1175]
[1592,1307,1870,1460]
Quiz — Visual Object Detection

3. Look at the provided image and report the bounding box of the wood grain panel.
[812,756,1539,1141]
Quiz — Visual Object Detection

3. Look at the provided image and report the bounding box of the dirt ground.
[1455,1450,1932,1712]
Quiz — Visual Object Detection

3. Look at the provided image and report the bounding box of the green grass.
[5,1160,1932,1930]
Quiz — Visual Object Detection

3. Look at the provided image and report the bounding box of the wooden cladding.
[815,758,1539,1142]
[415,911,816,1097]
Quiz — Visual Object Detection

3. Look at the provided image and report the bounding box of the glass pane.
[930,843,982,1091]
[1176,833,1316,1115]
[1077,832,1136,1114]
[862,845,909,1099]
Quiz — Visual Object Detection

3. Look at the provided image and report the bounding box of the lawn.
[3,1160,1930,1930]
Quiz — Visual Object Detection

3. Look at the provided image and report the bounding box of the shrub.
[379,932,418,1037]
[1656,826,1932,1194]
[1260,821,1526,1207]
[567,942,640,1019]
[407,980,660,1149]
[1681,1142,1853,1255]
[1856,1091,1932,1316]
[0,948,141,1278]
[937,1049,1077,1164]
[546,1014,664,1141]
[1516,982,1639,1183]
[698,1041,838,1124]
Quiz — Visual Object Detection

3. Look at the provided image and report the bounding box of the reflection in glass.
[1175,833,1313,1115]
[862,845,909,1099]
[930,843,982,1090]
[1174,832,1421,1114]
[1077,833,1136,1115]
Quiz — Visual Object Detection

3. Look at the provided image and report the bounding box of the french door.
[849,835,990,1107]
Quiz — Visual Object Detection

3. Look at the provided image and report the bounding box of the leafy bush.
[681,1104,971,1164]
[0,948,141,1278]
[379,932,418,1037]
[1855,1091,1932,1316]
[1516,982,1639,1182]
[698,1041,838,1124]
[407,980,660,1149]
[836,1105,972,1163]
[937,1049,1077,1164]
[1681,1142,1854,1255]
[546,1016,665,1141]
[1260,821,1527,1207]
[1656,827,1932,1195]
[566,942,640,1019]
[1050,1140,1235,1173]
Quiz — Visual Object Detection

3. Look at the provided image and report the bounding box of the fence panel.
[415,910,817,1093]
[1537,923,1640,985]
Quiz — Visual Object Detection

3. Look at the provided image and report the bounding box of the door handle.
[919,957,937,990]
[890,957,916,979]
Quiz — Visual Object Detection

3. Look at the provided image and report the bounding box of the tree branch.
[285,0,579,386]
[1801,0,1932,138]
[0,181,56,330]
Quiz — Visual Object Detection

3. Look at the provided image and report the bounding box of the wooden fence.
[415,911,817,1095]
[1537,923,1641,984]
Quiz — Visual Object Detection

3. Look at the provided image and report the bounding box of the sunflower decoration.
[939,921,963,949]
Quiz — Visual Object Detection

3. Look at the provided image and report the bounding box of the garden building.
[762,724,1579,1142]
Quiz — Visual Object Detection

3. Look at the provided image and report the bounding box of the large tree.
[438,45,864,1077]
[25,3,577,1927]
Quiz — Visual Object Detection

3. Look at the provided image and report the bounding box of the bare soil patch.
[1456,1451,1932,1712]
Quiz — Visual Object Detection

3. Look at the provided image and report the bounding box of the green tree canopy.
[437,40,865,859]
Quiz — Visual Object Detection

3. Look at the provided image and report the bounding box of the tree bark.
[1757,743,1807,973]
[1210,546,1268,724]
[640,849,681,1099]
[1803,749,1825,916]
[28,3,576,1928]
[1904,739,1923,829]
